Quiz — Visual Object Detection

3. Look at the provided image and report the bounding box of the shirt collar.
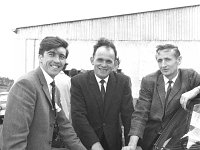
[163,70,179,85]
[95,74,109,84]
[40,66,54,85]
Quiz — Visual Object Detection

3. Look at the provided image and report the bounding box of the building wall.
[16,5,200,41]
[15,5,200,97]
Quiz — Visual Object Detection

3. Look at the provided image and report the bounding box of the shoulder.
[179,68,198,76]
[12,69,39,91]
[142,70,161,82]
[114,71,129,79]
[71,70,92,83]
[179,68,200,82]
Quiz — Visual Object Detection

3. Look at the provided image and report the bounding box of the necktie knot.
[100,79,105,85]
[50,81,55,87]
[168,80,173,86]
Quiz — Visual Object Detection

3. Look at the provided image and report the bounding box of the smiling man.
[123,44,200,150]
[1,36,86,150]
[71,38,134,150]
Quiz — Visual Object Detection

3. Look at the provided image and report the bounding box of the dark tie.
[100,79,106,101]
[50,81,65,148]
[50,80,56,110]
[165,80,173,108]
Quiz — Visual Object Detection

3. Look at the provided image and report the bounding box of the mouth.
[99,67,107,72]
[50,64,61,70]
[162,69,169,73]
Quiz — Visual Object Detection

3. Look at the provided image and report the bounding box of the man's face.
[156,49,181,80]
[91,46,115,79]
[39,47,67,78]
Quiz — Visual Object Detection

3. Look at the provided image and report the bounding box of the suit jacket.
[71,70,134,150]
[1,67,86,150]
[129,69,200,150]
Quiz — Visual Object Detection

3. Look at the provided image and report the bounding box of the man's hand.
[122,146,142,150]
[122,135,139,150]
[180,86,200,110]
[91,142,104,150]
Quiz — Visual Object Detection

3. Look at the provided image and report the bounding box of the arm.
[120,76,134,145]
[71,77,100,149]
[56,108,87,150]
[180,70,200,110]
[2,79,36,150]
[127,77,153,147]
[122,136,139,150]
[180,86,200,110]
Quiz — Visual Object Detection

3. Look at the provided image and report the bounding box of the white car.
[0,91,9,118]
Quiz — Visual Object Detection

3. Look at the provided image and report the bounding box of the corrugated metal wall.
[14,5,200,98]
[16,5,200,41]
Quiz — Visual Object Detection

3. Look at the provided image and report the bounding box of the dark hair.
[39,36,69,58]
[62,63,68,71]
[156,44,180,58]
[116,57,120,65]
[69,68,78,77]
[93,37,117,59]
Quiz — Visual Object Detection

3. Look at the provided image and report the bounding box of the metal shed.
[14,4,200,97]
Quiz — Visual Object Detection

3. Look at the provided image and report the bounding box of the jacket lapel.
[104,72,116,116]
[157,74,166,109]
[36,67,54,109]
[88,71,104,118]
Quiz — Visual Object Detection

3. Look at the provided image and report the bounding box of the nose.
[53,55,61,62]
[101,61,107,67]
[161,60,167,67]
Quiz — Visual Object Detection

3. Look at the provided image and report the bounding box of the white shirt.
[95,75,109,92]
[40,66,54,97]
[55,71,71,119]
[163,71,179,92]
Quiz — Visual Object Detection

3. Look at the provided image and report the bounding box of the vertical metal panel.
[16,5,200,41]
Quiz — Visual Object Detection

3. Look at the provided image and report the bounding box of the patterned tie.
[100,79,106,101]
[50,80,56,110]
[165,80,173,108]
[50,81,65,148]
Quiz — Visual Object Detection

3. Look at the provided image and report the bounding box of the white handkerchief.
[55,103,61,112]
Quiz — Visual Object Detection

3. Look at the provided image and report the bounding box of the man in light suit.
[122,44,200,150]
[1,36,86,150]
[71,38,134,150]
[55,63,71,119]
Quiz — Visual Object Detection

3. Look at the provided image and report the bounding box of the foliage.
[0,77,14,91]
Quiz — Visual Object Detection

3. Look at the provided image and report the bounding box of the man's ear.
[38,54,43,62]
[90,57,94,65]
[177,56,182,65]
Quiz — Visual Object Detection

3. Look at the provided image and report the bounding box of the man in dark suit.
[122,44,200,150]
[71,38,134,150]
[1,36,86,150]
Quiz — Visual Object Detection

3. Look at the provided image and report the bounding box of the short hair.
[116,57,120,66]
[62,63,68,71]
[39,36,69,58]
[93,37,117,59]
[156,44,180,58]
[69,68,78,77]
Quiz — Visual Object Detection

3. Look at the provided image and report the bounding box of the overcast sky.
[0,0,199,79]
